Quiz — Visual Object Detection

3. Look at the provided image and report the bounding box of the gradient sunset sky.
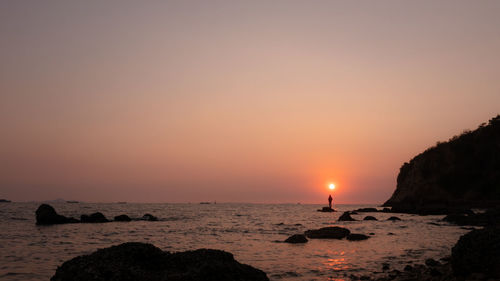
[1,1,499,203]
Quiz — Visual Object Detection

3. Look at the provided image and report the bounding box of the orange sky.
[1,1,500,203]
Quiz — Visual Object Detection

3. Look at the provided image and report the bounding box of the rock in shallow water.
[51,242,269,281]
[317,207,334,212]
[114,214,132,222]
[305,227,350,239]
[346,233,369,241]
[387,216,401,221]
[338,212,356,221]
[363,216,378,221]
[36,204,79,225]
[284,234,308,243]
[81,212,109,223]
[142,213,158,221]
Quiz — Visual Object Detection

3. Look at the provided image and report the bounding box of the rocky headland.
[384,115,500,214]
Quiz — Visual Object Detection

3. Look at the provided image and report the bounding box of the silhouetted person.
[328,194,333,209]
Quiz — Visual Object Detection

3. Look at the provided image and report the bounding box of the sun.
[329,183,335,190]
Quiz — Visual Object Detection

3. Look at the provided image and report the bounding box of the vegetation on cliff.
[384,115,500,209]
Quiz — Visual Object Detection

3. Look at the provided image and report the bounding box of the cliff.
[384,115,500,211]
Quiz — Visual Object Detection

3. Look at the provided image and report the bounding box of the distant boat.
[0,199,11,203]
[66,200,79,203]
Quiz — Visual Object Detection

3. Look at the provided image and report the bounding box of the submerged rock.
[346,233,369,241]
[142,213,158,221]
[305,226,350,239]
[363,216,378,221]
[50,242,269,281]
[284,234,308,244]
[338,212,356,221]
[81,212,109,223]
[35,204,79,225]
[114,214,132,222]
[451,227,500,278]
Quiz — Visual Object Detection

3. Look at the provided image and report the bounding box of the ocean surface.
[0,202,470,281]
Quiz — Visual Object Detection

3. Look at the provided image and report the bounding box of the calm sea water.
[0,202,469,281]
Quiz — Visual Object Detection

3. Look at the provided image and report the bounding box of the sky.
[1,1,499,203]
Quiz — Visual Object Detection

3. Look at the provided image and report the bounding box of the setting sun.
[329,183,336,190]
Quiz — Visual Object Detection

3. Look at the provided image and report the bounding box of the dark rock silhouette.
[35,204,79,225]
[305,226,350,239]
[0,199,11,203]
[317,207,334,212]
[338,212,356,221]
[451,227,500,278]
[81,212,109,223]
[354,208,378,212]
[444,207,499,226]
[284,234,308,243]
[387,216,401,221]
[114,214,132,222]
[363,216,377,221]
[425,258,440,267]
[142,213,158,221]
[384,115,500,212]
[346,233,369,241]
[50,242,269,281]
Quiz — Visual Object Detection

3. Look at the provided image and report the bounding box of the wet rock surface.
[305,226,350,239]
[51,242,269,281]
[36,204,79,225]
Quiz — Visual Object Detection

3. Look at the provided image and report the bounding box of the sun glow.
[329,183,335,190]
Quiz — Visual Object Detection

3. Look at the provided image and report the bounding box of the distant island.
[0,199,11,203]
[384,114,500,213]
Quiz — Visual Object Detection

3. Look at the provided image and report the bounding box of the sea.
[0,202,470,281]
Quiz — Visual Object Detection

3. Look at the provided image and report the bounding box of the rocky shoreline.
[35,204,159,225]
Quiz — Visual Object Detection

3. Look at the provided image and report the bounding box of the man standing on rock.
[328,194,333,209]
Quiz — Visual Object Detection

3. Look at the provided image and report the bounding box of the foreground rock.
[114,214,132,222]
[363,216,377,221]
[346,233,369,241]
[383,115,500,213]
[51,242,269,281]
[284,234,308,243]
[451,227,500,278]
[338,212,356,221]
[81,212,109,223]
[36,204,79,225]
[305,226,350,239]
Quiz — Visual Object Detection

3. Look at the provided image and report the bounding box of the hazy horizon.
[1,1,500,204]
